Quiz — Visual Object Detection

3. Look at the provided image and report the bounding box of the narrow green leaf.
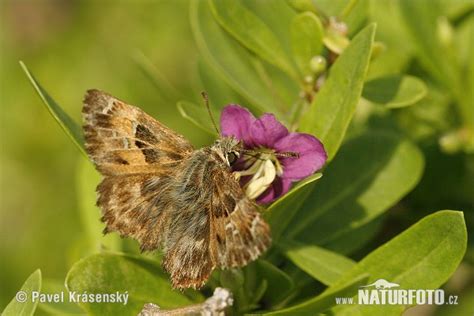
[37,279,85,315]
[314,0,369,34]
[261,274,368,315]
[209,0,297,78]
[287,131,424,245]
[290,12,324,75]
[286,0,317,13]
[252,59,300,119]
[399,0,460,91]
[132,51,180,103]
[363,75,427,108]
[461,16,474,148]
[300,24,375,160]
[19,61,86,157]
[324,217,383,255]
[65,253,199,316]
[399,0,474,137]
[265,173,322,241]
[279,240,355,286]
[255,260,294,308]
[330,210,467,315]
[242,0,297,58]
[76,158,122,254]
[2,270,42,316]
[190,0,285,116]
[197,59,247,110]
[341,0,370,35]
[177,100,219,135]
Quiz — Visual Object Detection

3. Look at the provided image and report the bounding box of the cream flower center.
[234,150,283,200]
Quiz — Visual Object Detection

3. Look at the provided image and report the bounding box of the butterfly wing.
[83,89,193,175]
[162,149,271,289]
[210,173,271,269]
[82,89,193,249]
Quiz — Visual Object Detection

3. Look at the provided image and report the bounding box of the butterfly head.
[212,136,243,167]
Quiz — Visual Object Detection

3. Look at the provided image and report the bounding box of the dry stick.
[138,287,233,316]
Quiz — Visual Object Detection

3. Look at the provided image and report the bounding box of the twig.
[138,287,233,316]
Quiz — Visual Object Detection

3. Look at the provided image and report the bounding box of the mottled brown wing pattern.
[211,173,271,269]
[97,173,174,250]
[162,149,271,289]
[83,89,193,175]
[161,150,218,289]
[82,89,193,250]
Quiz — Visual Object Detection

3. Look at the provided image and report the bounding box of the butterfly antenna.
[201,92,220,135]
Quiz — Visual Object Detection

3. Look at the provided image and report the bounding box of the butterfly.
[82,89,271,289]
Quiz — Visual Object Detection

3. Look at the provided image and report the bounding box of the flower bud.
[310,55,327,75]
[437,16,453,47]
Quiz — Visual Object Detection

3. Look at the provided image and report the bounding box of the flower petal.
[257,177,292,204]
[274,133,327,180]
[250,113,288,147]
[220,105,255,145]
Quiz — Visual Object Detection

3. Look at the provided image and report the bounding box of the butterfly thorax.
[210,136,242,167]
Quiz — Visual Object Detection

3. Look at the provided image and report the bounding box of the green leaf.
[286,0,317,13]
[253,60,300,118]
[323,217,383,255]
[460,15,474,147]
[209,0,297,78]
[261,274,368,315]
[2,270,42,316]
[399,0,474,136]
[37,279,85,315]
[242,0,297,58]
[278,240,355,286]
[330,210,467,315]
[19,61,86,157]
[132,51,180,103]
[399,0,460,91]
[313,0,369,34]
[177,100,219,135]
[341,0,370,36]
[65,253,199,316]
[197,59,247,110]
[190,0,293,116]
[363,75,427,108]
[290,12,324,75]
[300,24,375,161]
[254,260,294,308]
[76,158,122,254]
[265,173,322,241]
[287,131,424,245]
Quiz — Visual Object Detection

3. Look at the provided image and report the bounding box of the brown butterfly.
[82,89,271,289]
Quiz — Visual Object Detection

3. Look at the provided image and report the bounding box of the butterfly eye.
[227,151,239,165]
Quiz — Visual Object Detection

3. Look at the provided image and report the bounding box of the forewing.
[82,89,193,175]
[82,89,192,249]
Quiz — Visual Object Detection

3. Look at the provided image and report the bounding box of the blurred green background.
[1,0,473,314]
[0,0,212,308]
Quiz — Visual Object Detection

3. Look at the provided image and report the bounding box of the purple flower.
[220,105,327,204]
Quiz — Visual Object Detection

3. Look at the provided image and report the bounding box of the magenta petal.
[250,113,289,148]
[257,177,292,204]
[274,133,327,180]
[220,105,255,145]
